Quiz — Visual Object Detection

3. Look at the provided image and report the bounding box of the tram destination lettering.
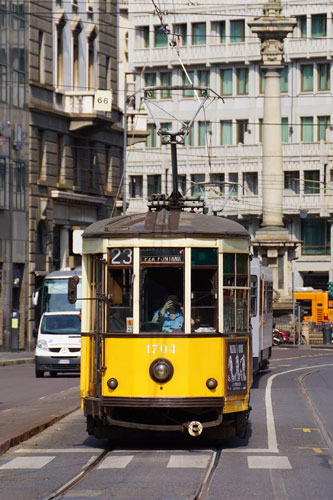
[141,248,184,263]
[227,340,247,394]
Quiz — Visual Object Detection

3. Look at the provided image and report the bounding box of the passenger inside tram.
[152,294,184,332]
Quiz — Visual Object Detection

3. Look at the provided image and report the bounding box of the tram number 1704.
[147,344,176,354]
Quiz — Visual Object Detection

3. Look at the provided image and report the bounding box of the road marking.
[167,454,211,468]
[63,490,101,497]
[97,455,134,469]
[293,427,319,433]
[15,448,103,453]
[247,456,292,469]
[299,446,329,454]
[0,456,55,469]
[276,364,292,367]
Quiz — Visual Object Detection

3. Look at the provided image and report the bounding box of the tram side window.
[191,248,218,332]
[223,253,249,333]
[250,275,257,316]
[140,248,184,333]
[107,248,133,333]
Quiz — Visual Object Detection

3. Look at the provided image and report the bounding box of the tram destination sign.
[141,248,184,263]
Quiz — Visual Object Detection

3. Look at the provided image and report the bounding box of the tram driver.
[152,294,184,333]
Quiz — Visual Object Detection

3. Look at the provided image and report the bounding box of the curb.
[0,406,80,456]
[0,358,34,367]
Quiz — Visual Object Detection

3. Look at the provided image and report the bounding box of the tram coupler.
[186,421,203,437]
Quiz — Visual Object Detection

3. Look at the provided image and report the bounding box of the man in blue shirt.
[152,294,184,332]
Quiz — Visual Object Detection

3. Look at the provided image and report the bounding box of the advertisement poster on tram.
[227,340,247,394]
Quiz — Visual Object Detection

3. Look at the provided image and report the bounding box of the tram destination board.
[226,340,247,394]
[141,248,184,263]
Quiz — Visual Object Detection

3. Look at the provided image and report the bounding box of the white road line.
[248,456,292,469]
[167,454,211,468]
[0,456,55,469]
[224,363,333,454]
[15,448,103,453]
[97,455,134,469]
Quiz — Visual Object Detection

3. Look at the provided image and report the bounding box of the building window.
[280,66,288,92]
[301,64,313,92]
[37,31,44,83]
[182,70,194,97]
[191,174,205,196]
[230,20,245,43]
[304,170,320,194]
[282,117,289,143]
[297,15,307,38]
[237,68,248,95]
[0,65,6,102]
[210,173,225,195]
[72,139,78,187]
[229,172,238,196]
[198,121,210,146]
[173,24,187,46]
[178,174,186,196]
[73,31,80,90]
[211,21,225,43]
[57,134,64,183]
[0,157,6,207]
[259,118,263,143]
[236,119,248,144]
[221,69,232,95]
[318,116,330,141]
[37,130,46,181]
[136,26,149,48]
[145,73,156,98]
[160,72,172,98]
[221,120,232,145]
[284,171,300,194]
[13,160,25,210]
[154,25,168,47]
[56,25,64,87]
[243,172,258,195]
[104,145,111,192]
[12,0,25,107]
[13,70,24,107]
[192,23,206,45]
[198,69,210,96]
[302,219,330,255]
[184,122,194,146]
[311,14,326,38]
[129,175,143,198]
[301,117,313,142]
[88,34,95,90]
[147,175,161,196]
[318,63,330,91]
[146,123,157,148]
[88,142,97,189]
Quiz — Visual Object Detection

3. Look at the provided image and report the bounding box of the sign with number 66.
[94,90,112,111]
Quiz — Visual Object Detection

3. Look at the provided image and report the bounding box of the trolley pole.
[170,138,179,205]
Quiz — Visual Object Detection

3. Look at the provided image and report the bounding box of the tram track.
[190,449,221,500]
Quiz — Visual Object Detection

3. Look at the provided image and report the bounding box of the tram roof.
[83,210,250,240]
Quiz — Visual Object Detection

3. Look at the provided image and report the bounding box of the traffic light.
[328,281,333,298]
[68,275,79,304]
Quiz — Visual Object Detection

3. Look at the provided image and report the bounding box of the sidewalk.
[0,350,34,367]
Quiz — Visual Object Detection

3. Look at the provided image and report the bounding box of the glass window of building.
[221,69,232,95]
[243,172,258,195]
[191,174,205,196]
[184,122,194,146]
[145,73,157,98]
[160,72,172,98]
[198,121,210,146]
[311,14,326,38]
[230,20,245,43]
[301,64,314,92]
[0,65,6,102]
[280,66,288,92]
[136,26,149,48]
[13,161,25,210]
[282,117,289,142]
[192,22,206,45]
[297,15,307,38]
[154,25,168,47]
[129,176,143,198]
[284,171,300,194]
[210,173,225,195]
[221,120,232,145]
[237,68,248,95]
[318,63,330,91]
[56,23,64,87]
[146,123,157,147]
[0,157,6,207]
[304,170,320,194]
[173,23,187,46]
[259,118,263,142]
[211,21,225,43]
[147,175,161,196]
[302,219,330,255]
[178,174,186,196]
[229,172,238,196]
[318,116,330,141]
[301,117,314,142]
[236,119,248,144]
[198,69,210,96]
[182,70,194,97]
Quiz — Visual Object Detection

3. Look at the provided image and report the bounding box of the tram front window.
[223,253,249,333]
[140,248,184,333]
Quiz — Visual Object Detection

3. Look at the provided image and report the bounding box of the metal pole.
[292,262,296,345]
[170,139,179,204]
[122,98,127,216]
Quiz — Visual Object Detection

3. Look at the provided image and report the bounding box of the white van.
[34,311,81,377]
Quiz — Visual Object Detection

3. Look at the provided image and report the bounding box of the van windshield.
[41,315,81,334]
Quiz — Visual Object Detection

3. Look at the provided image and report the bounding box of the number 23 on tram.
[80,209,252,440]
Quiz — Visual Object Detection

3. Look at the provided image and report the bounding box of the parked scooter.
[272,328,307,346]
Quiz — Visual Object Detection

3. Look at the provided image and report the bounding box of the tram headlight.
[107,378,118,390]
[206,378,218,390]
[149,358,174,384]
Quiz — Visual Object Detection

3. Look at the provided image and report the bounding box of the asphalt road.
[0,347,333,499]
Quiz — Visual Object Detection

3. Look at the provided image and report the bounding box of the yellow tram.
[79,209,252,439]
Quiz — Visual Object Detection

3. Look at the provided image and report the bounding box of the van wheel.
[50,372,57,377]
[35,367,44,378]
